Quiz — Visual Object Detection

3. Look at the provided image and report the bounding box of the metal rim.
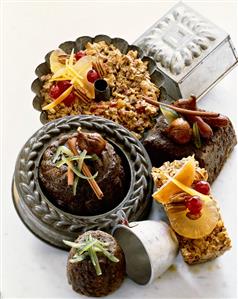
[13,115,153,248]
[112,223,152,285]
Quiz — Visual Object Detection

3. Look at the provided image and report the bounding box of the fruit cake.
[152,156,231,265]
[143,96,237,184]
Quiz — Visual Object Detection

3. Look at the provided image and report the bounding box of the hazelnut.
[166,118,192,144]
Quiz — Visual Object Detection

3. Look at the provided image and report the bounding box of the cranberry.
[49,84,61,99]
[110,102,117,108]
[63,92,76,106]
[194,181,210,195]
[185,196,203,215]
[75,51,85,61]
[57,80,72,93]
[87,69,100,83]
[136,106,146,114]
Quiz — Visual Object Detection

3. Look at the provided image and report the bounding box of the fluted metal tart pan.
[31,34,166,125]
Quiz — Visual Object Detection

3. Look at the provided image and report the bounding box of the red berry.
[87,69,100,83]
[185,196,203,215]
[49,84,61,99]
[63,92,76,106]
[194,181,210,195]
[75,51,86,61]
[57,80,71,93]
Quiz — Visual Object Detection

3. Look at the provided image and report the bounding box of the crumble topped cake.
[152,156,231,265]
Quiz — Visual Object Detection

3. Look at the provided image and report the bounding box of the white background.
[1,1,238,298]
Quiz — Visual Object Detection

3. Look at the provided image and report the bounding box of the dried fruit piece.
[57,80,72,92]
[43,85,74,110]
[188,115,213,139]
[185,196,203,215]
[194,181,210,195]
[75,51,86,61]
[74,56,95,98]
[74,56,94,75]
[153,159,196,204]
[49,84,61,99]
[162,174,210,202]
[87,69,100,83]
[166,197,219,239]
[64,92,76,106]
[50,49,66,73]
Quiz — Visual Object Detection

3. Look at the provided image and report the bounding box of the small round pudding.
[66,230,125,297]
[39,130,127,216]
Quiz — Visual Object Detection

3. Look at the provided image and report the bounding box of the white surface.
[1,1,238,298]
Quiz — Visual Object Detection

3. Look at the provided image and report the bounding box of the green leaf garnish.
[90,154,99,161]
[78,149,87,172]
[160,105,179,124]
[55,154,92,168]
[53,144,98,195]
[69,254,87,263]
[78,238,98,255]
[63,234,119,276]
[88,235,101,275]
[63,240,83,248]
[53,146,74,163]
[193,122,202,149]
[95,243,120,263]
[73,176,79,196]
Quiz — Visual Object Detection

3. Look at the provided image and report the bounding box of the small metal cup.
[112,220,178,285]
[94,79,111,102]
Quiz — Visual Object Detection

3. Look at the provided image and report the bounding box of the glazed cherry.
[49,84,61,99]
[87,69,100,83]
[57,80,72,93]
[63,92,76,107]
[75,51,86,61]
[194,181,210,195]
[185,196,203,215]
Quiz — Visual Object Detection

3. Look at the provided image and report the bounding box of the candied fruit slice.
[50,49,66,73]
[74,56,94,75]
[166,198,219,239]
[153,159,196,204]
[74,56,95,98]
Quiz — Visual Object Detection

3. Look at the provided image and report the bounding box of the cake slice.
[144,114,236,184]
[152,156,231,265]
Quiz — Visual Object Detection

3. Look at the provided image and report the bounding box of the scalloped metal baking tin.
[31,34,166,125]
[134,2,238,100]
[12,115,153,249]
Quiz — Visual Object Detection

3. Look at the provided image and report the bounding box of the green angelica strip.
[53,146,74,163]
[160,105,179,125]
[72,176,79,196]
[63,234,119,276]
[53,144,98,195]
[55,154,92,168]
[193,122,202,149]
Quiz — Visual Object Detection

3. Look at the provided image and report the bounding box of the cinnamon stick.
[143,97,220,117]
[67,138,104,200]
